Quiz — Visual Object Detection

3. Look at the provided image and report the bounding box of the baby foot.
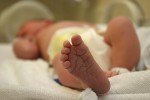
[60,34,110,94]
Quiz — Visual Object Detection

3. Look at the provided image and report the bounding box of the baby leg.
[104,16,140,70]
[60,35,110,94]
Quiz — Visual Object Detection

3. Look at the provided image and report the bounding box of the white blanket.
[0,59,80,100]
[102,70,150,100]
[0,59,150,100]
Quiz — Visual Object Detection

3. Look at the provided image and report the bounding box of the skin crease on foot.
[60,34,110,94]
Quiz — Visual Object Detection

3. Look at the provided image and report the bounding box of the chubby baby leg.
[60,35,110,94]
[104,16,140,70]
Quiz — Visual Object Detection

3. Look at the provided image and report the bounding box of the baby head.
[13,20,54,59]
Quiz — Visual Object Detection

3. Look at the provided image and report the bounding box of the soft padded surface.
[1,26,150,100]
[0,44,15,63]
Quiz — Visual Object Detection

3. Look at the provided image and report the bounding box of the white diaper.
[47,27,111,71]
[80,28,111,71]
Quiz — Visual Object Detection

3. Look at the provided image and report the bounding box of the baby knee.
[112,16,133,27]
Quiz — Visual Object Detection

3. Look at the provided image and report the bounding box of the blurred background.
[0,0,150,42]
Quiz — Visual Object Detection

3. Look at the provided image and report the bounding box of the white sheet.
[0,44,15,63]
[0,52,150,100]
[0,59,82,100]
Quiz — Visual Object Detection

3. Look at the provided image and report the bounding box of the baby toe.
[71,34,82,46]
[60,54,68,62]
[61,47,70,54]
[63,40,71,48]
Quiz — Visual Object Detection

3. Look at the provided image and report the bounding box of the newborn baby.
[13,17,140,94]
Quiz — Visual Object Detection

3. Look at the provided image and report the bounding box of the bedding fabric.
[0,59,150,100]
